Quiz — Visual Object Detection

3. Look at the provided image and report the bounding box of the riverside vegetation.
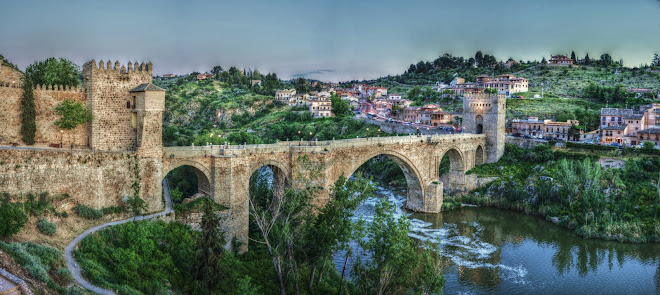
[71,170,445,295]
[452,144,660,243]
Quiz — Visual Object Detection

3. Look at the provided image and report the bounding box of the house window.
[126,101,131,109]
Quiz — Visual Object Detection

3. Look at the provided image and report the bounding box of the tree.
[584,53,590,65]
[485,87,498,94]
[211,65,224,76]
[406,86,422,101]
[330,93,351,116]
[571,51,577,63]
[194,198,227,290]
[54,100,92,130]
[600,53,613,67]
[25,57,80,87]
[303,174,375,290]
[0,199,28,238]
[20,75,36,145]
[352,199,443,295]
[541,57,548,65]
[653,54,660,67]
[294,77,309,93]
[475,51,484,67]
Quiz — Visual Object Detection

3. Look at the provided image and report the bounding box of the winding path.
[65,178,174,295]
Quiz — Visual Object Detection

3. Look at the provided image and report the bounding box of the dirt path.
[64,178,173,295]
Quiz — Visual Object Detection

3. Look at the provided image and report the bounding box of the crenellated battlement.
[34,84,85,93]
[83,59,153,74]
[463,93,505,101]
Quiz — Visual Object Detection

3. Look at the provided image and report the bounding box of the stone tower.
[82,60,156,151]
[462,93,506,163]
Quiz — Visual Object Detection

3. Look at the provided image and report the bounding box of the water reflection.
[345,185,660,294]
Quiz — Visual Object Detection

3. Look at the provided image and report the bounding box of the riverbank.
[446,143,660,243]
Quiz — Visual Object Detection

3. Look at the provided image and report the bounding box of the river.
[336,185,660,295]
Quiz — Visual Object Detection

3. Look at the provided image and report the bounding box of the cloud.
[290,69,335,79]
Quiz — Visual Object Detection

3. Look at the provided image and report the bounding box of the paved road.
[65,178,174,295]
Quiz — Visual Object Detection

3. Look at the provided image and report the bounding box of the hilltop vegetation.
[156,74,383,147]
[353,51,660,121]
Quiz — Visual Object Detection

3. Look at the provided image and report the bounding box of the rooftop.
[601,108,633,116]
[130,83,165,92]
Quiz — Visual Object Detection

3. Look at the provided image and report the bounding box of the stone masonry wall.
[0,149,163,211]
[0,84,88,146]
[0,63,23,85]
[84,60,153,151]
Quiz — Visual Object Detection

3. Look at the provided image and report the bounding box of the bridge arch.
[246,159,291,201]
[475,145,485,166]
[438,146,466,194]
[163,160,212,197]
[343,149,426,211]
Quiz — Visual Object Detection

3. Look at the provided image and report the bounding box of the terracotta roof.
[638,128,660,134]
[130,83,165,92]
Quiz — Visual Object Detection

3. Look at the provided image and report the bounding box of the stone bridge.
[162,133,490,249]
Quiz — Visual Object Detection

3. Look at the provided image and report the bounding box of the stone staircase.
[0,269,31,295]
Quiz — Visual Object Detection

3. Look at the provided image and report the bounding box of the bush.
[0,200,28,237]
[76,204,103,219]
[37,218,57,235]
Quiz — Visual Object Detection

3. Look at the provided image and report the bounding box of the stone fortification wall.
[0,149,163,211]
[505,136,548,149]
[0,85,22,144]
[34,85,88,147]
[362,118,450,135]
[0,63,23,85]
[0,83,88,147]
[83,60,153,151]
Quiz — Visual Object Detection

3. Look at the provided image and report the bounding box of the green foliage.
[0,242,65,287]
[466,144,660,242]
[54,99,92,130]
[194,198,227,290]
[20,75,36,145]
[0,199,28,237]
[485,87,498,94]
[330,93,351,116]
[76,204,104,219]
[352,198,444,294]
[37,218,56,235]
[126,196,147,216]
[25,57,81,87]
[0,53,20,71]
[642,141,655,151]
[76,221,198,294]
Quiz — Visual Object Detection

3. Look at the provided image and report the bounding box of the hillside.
[154,75,382,147]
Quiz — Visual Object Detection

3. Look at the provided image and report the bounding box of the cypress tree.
[194,198,226,290]
[20,76,36,145]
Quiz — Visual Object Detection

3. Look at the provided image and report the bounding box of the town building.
[397,104,455,126]
[548,55,574,66]
[447,74,528,98]
[388,93,402,100]
[196,73,214,81]
[275,89,296,103]
[600,104,660,145]
[309,97,332,117]
[162,74,176,78]
[510,117,580,140]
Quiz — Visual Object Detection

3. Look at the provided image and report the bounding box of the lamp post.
[60,130,63,148]
[378,128,381,137]
[298,130,301,146]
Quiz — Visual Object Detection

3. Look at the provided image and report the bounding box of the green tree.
[54,100,92,130]
[653,54,660,67]
[352,198,443,295]
[25,58,80,87]
[643,141,655,151]
[20,75,36,145]
[584,53,590,65]
[0,199,28,238]
[406,86,422,101]
[475,51,484,67]
[571,51,577,63]
[303,174,375,290]
[294,77,310,93]
[485,87,498,94]
[194,198,227,290]
[331,93,351,116]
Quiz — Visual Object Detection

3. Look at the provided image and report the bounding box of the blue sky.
[1,0,659,82]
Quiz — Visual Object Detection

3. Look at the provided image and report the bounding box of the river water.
[336,185,660,295]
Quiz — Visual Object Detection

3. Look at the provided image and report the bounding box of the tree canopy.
[25,58,81,87]
[54,100,92,130]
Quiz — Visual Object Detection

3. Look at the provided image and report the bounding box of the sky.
[1,0,660,82]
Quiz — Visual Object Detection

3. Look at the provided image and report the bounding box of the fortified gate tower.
[462,93,506,163]
[82,60,166,210]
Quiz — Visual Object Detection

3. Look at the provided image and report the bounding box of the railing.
[163,133,486,157]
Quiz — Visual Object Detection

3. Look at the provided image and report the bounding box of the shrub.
[76,204,103,219]
[20,75,36,145]
[37,218,57,235]
[0,200,28,237]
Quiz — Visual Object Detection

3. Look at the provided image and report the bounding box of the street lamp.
[60,130,63,148]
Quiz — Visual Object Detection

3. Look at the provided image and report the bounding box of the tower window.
[126,101,131,109]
